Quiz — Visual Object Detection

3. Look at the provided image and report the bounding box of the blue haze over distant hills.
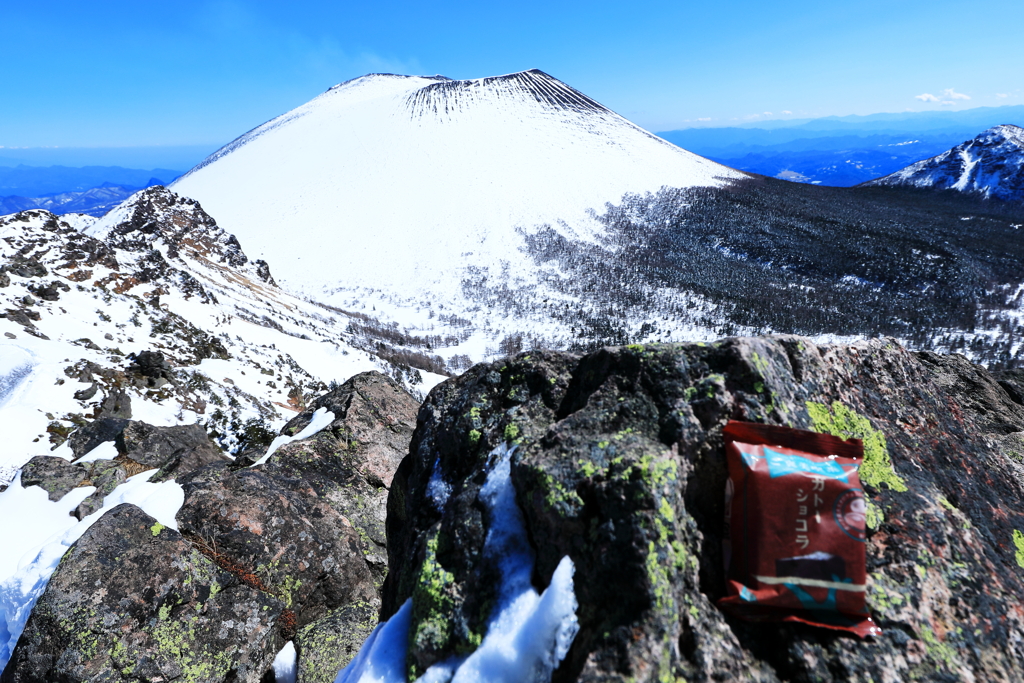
[657,105,1024,186]
[0,146,219,216]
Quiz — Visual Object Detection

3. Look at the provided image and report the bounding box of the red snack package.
[718,420,881,638]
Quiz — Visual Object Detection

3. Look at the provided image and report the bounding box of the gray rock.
[67,416,129,460]
[19,456,87,501]
[71,382,98,402]
[69,460,128,520]
[98,389,132,419]
[175,466,378,630]
[271,371,420,585]
[1,504,284,683]
[116,421,224,471]
[294,601,379,683]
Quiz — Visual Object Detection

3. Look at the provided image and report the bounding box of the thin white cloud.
[782,110,792,115]
[697,117,711,121]
[941,88,970,100]
[763,111,773,116]
[996,93,1009,98]
[915,93,939,102]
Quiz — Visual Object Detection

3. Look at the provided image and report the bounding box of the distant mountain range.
[0,165,180,217]
[0,165,182,197]
[0,180,169,217]
[658,105,1024,186]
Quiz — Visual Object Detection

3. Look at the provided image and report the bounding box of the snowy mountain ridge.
[864,124,1024,200]
[0,187,447,489]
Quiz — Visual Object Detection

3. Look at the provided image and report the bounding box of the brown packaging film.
[718,420,881,638]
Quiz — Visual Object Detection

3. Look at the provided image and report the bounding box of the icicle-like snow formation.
[335,442,579,683]
[272,641,298,683]
[253,406,336,466]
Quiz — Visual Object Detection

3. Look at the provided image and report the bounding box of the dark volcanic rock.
[116,420,229,479]
[68,417,129,459]
[126,350,175,388]
[1,504,283,683]
[383,337,1024,682]
[19,456,87,501]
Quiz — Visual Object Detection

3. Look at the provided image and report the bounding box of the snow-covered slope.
[864,124,1024,200]
[0,189,447,488]
[169,70,743,326]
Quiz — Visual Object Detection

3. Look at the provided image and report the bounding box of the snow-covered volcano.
[169,70,743,311]
[864,124,1024,200]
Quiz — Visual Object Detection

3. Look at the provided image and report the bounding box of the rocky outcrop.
[1,504,283,683]
[268,370,421,584]
[3,371,419,683]
[116,420,229,481]
[383,337,1024,682]
[88,186,277,286]
[175,464,378,630]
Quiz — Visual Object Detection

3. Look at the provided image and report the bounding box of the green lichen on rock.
[806,400,907,492]
[644,496,684,616]
[865,499,884,529]
[503,423,520,442]
[279,574,304,608]
[536,469,584,514]
[867,571,907,616]
[919,624,959,673]
[750,351,770,377]
[150,522,166,536]
[296,601,380,683]
[408,533,458,678]
[1014,529,1024,569]
[151,610,235,683]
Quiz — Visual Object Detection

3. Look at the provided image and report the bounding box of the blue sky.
[2,0,1021,155]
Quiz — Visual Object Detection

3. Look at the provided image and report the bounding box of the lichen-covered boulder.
[382,337,1024,682]
[1,504,283,683]
[293,601,379,683]
[18,456,87,501]
[175,465,378,630]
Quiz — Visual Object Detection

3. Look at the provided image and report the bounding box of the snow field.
[171,70,743,314]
